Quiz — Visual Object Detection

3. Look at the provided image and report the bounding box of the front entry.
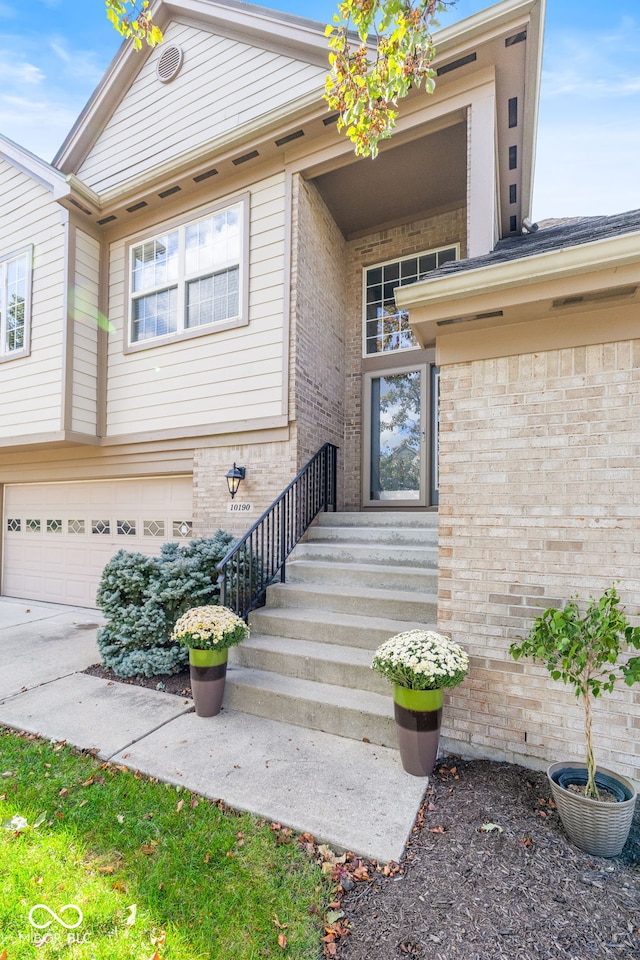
[363,363,439,507]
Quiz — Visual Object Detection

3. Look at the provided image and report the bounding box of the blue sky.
[0,0,638,220]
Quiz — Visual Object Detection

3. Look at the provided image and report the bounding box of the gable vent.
[157,45,183,84]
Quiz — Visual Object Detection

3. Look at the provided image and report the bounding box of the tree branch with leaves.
[105,0,163,50]
[324,1,452,158]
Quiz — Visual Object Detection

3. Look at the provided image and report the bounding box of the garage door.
[2,477,193,608]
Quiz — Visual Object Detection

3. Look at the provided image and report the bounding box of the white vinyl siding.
[0,159,65,439]
[105,175,286,436]
[77,22,326,194]
[70,230,101,434]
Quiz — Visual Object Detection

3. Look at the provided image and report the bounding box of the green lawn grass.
[0,727,331,959]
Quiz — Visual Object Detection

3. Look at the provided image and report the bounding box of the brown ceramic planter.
[189,648,228,717]
[393,686,443,777]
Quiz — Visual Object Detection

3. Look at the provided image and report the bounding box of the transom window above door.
[363,246,457,355]
[128,199,246,346]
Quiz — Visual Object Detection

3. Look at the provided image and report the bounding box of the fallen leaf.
[326,910,344,924]
[112,881,127,892]
[33,812,46,828]
[140,845,157,856]
[520,836,533,847]
[97,866,115,874]
[479,822,503,834]
[278,933,287,948]
[81,777,94,787]
[176,800,184,813]
[59,788,68,798]
[125,904,137,926]
[428,825,446,834]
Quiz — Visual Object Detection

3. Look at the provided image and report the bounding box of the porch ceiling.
[310,123,467,239]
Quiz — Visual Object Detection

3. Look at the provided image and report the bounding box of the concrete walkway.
[0,598,427,863]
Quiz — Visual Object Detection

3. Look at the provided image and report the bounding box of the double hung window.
[129,200,245,345]
[0,248,31,360]
[363,245,458,355]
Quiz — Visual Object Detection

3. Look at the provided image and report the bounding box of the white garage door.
[2,477,193,608]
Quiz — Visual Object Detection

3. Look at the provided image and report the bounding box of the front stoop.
[226,512,438,749]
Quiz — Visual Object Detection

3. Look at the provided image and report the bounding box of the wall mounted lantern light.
[225,463,246,499]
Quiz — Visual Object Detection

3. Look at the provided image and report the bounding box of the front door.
[363,363,438,507]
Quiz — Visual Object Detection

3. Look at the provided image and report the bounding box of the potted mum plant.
[172,605,249,717]
[372,629,469,777]
[510,586,640,857]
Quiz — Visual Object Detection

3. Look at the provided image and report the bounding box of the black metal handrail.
[217,442,338,619]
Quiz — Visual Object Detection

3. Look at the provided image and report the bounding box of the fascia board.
[0,134,68,194]
[396,230,640,313]
[166,0,337,65]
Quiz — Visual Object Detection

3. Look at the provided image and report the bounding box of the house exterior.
[0,0,544,606]
[9,0,636,785]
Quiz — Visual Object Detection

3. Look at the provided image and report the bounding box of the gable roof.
[53,0,333,173]
[0,133,68,196]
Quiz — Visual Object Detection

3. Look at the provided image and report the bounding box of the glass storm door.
[364,365,438,507]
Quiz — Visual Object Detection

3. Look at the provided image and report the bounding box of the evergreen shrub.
[96,530,237,677]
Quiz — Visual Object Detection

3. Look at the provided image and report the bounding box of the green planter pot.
[189,648,228,718]
[393,685,443,777]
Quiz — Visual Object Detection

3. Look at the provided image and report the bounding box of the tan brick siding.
[193,433,298,538]
[290,176,347,476]
[438,339,640,784]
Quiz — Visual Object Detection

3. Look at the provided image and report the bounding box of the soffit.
[312,123,467,239]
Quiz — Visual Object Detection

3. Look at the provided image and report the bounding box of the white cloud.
[0,56,44,84]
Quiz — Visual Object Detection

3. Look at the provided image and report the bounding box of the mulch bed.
[84,663,193,697]
[334,759,640,960]
[84,666,640,959]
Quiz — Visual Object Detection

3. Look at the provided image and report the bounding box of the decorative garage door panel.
[2,477,193,608]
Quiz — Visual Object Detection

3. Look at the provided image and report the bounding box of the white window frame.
[362,244,459,357]
[125,195,249,351]
[0,246,32,362]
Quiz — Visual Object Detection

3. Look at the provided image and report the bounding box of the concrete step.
[224,666,396,748]
[248,606,435,651]
[317,511,438,529]
[230,633,389,695]
[305,525,437,546]
[291,541,438,568]
[266,581,437,623]
[286,559,438,592]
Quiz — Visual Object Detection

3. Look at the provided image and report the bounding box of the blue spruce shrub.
[95,532,237,677]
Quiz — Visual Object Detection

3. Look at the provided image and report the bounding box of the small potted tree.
[172,605,249,717]
[372,629,469,777]
[510,586,640,857]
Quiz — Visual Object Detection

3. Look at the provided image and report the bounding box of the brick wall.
[193,434,298,538]
[290,177,347,476]
[437,339,640,784]
[343,207,467,508]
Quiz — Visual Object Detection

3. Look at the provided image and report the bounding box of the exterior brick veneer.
[437,339,640,784]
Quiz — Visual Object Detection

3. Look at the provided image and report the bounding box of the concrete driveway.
[0,597,427,863]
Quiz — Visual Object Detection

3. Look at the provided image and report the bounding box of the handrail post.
[217,567,227,608]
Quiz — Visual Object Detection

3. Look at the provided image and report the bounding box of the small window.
[0,247,32,361]
[129,201,245,346]
[363,246,458,355]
